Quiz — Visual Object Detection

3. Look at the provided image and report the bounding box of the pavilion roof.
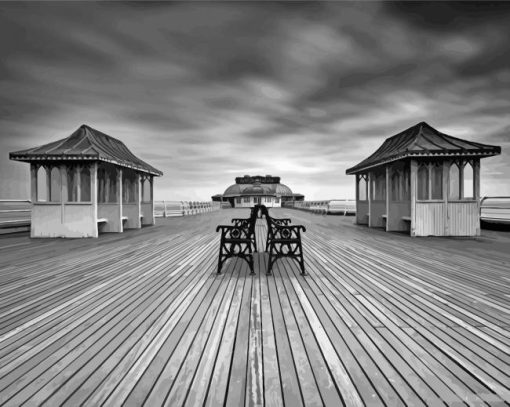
[346,121,501,175]
[9,125,162,176]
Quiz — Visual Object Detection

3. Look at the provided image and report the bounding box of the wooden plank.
[0,209,509,406]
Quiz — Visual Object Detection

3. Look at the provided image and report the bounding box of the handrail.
[153,200,221,217]
[285,199,356,215]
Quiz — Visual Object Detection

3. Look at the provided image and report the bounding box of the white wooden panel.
[448,202,478,236]
[415,202,445,236]
[356,201,369,225]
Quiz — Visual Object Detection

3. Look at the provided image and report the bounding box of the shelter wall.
[356,201,368,224]
[448,202,479,236]
[370,201,386,228]
[31,203,97,238]
[122,203,141,229]
[387,202,410,232]
[414,202,446,236]
[98,203,122,233]
[141,203,154,225]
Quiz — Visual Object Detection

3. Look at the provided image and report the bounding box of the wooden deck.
[0,208,509,406]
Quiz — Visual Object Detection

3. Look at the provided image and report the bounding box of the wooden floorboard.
[0,209,509,406]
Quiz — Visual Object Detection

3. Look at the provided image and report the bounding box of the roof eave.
[9,154,163,176]
[346,149,501,175]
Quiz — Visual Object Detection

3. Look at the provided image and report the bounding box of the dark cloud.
[384,1,510,31]
[0,1,509,200]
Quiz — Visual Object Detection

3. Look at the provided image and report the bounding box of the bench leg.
[248,255,255,275]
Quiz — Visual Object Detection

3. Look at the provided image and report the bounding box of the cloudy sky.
[1,1,509,201]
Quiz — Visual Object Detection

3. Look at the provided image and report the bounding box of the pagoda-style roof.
[346,121,501,175]
[9,124,162,176]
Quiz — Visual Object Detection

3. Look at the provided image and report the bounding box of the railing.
[0,199,31,233]
[480,196,510,225]
[153,201,221,217]
[285,199,356,215]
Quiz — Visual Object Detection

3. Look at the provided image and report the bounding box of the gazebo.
[346,122,501,237]
[9,124,163,238]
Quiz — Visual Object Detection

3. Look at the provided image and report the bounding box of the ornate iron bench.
[261,206,306,276]
[216,206,259,274]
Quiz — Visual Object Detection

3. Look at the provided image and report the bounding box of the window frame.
[416,161,444,202]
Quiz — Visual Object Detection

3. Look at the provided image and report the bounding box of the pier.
[0,208,508,406]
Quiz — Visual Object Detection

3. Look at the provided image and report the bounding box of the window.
[463,162,474,199]
[142,178,152,202]
[236,197,241,204]
[449,163,460,200]
[108,167,118,203]
[97,167,106,203]
[402,167,410,200]
[275,198,280,204]
[80,167,91,202]
[67,167,78,202]
[372,173,385,200]
[122,170,136,203]
[37,166,47,202]
[431,164,443,200]
[417,164,429,200]
[243,196,250,203]
[358,176,367,201]
[391,171,400,201]
[50,167,61,202]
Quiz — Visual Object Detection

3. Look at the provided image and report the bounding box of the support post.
[368,172,373,227]
[135,173,142,228]
[443,160,450,236]
[60,165,68,223]
[385,166,390,232]
[91,162,99,237]
[150,176,155,225]
[355,174,359,224]
[118,167,123,232]
[30,164,37,203]
[474,159,481,236]
[410,159,417,237]
[45,166,51,202]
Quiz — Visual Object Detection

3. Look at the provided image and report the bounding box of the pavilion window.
[108,167,118,203]
[391,170,401,201]
[243,197,250,203]
[275,198,280,204]
[79,166,91,202]
[50,167,61,202]
[67,167,78,202]
[122,171,136,203]
[463,161,474,199]
[142,178,151,202]
[431,163,443,200]
[449,163,461,200]
[373,173,385,200]
[236,197,241,204]
[97,167,106,203]
[402,167,410,200]
[358,175,367,201]
[36,166,48,202]
[417,164,429,200]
